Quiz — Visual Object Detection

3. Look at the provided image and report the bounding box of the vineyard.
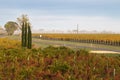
[33,34,120,46]
[0,38,120,80]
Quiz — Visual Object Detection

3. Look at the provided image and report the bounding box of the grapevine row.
[33,34,120,46]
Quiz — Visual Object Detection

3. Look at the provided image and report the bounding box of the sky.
[0,0,120,32]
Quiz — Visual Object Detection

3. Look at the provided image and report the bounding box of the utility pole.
[77,24,79,34]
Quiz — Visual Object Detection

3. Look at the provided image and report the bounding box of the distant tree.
[4,21,18,35]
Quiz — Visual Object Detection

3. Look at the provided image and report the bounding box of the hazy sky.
[0,0,120,32]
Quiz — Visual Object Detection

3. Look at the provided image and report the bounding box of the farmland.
[33,34,120,41]
[6,35,120,52]
[0,36,120,79]
[1,0,120,79]
[33,34,120,46]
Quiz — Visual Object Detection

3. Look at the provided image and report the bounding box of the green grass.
[33,38,120,51]
[6,35,120,52]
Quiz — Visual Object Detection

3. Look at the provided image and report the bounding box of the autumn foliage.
[0,38,120,80]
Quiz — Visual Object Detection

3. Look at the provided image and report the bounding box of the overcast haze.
[0,0,120,32]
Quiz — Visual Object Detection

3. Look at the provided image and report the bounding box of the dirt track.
[90,50,120,54]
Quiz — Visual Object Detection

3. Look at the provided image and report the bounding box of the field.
[33,34,120,46]
[6,35,120,52]
[33,34,120,41]
[0,36,120,80]
[1,0,120,79]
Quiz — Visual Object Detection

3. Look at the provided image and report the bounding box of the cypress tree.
[24,22,28,47]
[22,22,25,47]
[27,24,32,49]
[21,20,32,49]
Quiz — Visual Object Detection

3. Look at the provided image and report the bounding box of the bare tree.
[17,14,29,30]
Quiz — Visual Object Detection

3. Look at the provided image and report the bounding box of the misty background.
[0,0,120,33]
